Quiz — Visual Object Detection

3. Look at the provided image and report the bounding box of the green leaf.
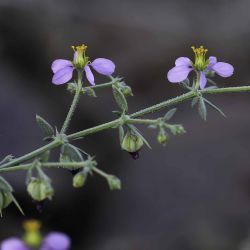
[191,97,199,107]
[10,193,24,215]
[112,85,128,113]
[163,108,177,121]
[36,115,54,139]
[119,126,124,146]
[203,98,226,118]
[198,97,207,121]
[0,177,13,192]
[0,155,14,165]
[60,144,83,163]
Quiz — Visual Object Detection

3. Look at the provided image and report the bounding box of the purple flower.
[167,46,234,89]
[1,238,29,250]
[40,232,71,250]
[51,44,115,86]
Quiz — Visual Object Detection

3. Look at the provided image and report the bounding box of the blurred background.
[0,0,250,249]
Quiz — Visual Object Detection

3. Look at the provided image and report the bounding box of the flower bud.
[121,85,133,97]
[121,131,143,153]
[107,175,121,190]
[157,131,168,145]
[73,172,87,188]
[27,178,54,202]
[0,191,13,211]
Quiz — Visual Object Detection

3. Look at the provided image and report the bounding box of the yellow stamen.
[23,219,41,232]
[191,45,209,71]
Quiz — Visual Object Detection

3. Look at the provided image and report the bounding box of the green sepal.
[36,115,54,139]
[191,96,199,107]
[10,193,24,215]
[128,124,151,149]
[119,126,124,146]
[112,85,128,113]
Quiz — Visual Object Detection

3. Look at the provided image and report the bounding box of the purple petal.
[91,58,115,76]
[212,62,234,77]
[84,65,95,85]
[52,66,74,85]
[1,238,29,250]
[167,65,193,83]
[175,57,192,66]
[207,56,217,70]
[41,232,71,250]
[199,71,207,89]
[51,60,73,74]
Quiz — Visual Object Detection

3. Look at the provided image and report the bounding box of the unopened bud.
[73,172,87,188]
[157,131,168,145]
[121,85,133,97]
[27,178,54,202]
[0,191,12,211]
[107,175,121,190]
[121,131,143,153]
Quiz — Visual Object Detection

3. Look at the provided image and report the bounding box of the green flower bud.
[121,131,143,153]
[121,85,133,97]
[27,178,54,202]
[73,172,87,188]
[0,191,13,211]
[107,175,121,190]
[157,131,168,145]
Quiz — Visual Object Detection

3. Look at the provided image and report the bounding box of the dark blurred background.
[0,0,250,249]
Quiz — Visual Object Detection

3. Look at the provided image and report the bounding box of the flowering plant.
[0,44,250,215]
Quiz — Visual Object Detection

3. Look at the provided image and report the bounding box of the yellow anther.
[191,45,209,71]
[23,219,41,232]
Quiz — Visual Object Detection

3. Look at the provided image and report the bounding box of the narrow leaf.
[119,126,124,146]
[203,98,226,118]
[163,108,177,121]
[36,115,54,138]
[191,97,199,107]
[60,144,83,163]
[10,194,24,215]
[0,177,13,192]
[198,97,207,121]
[112,85,128,113]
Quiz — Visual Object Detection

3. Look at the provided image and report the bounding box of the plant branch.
[1,85,250,171]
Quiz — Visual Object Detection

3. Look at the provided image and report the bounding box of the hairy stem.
[1,85,250,171]
[60,71,83,134]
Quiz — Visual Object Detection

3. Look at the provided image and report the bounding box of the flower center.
[72,44,89,69]
[191,45,209,71]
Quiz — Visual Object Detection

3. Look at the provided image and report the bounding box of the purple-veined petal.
[212,62,234,77]
[175,57,192,67]
[1,238,29,250]
[207,56,217,70]
[52,66,74,85]
[84,65,95,85]
[91,58,115,75]
[41,232,71,250]
[167,65,193,83]
[51,60,73,74]
[199,71,207,89]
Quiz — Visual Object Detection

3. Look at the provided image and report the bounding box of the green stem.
[1,85,250,171]
[0,162,89,173]
[127,118,158,125]
[92,166,110,178]
[0,140,61,169]
[60,71,83,134]
[83,81,114,91]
